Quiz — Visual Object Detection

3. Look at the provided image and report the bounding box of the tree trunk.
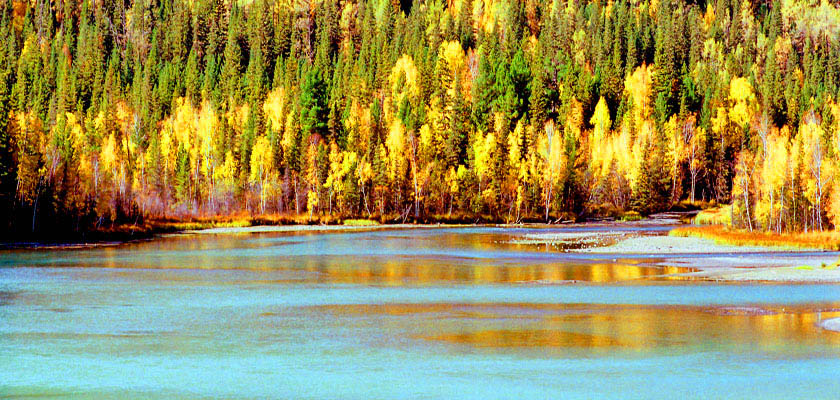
[768,190,774,232]
[31,182,40,234]
[690,171,696,204]
[777,182,785,233]
[743,177,753,231]
[294,175,300,214]
[361,184,371,217]
[412,167,419,219]
[545,184,551,222]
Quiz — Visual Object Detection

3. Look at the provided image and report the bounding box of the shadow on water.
[0,290,18,306]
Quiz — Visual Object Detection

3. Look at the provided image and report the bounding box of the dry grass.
[692,205,732,226]
[619,211,643,221]
[149,214,254,231]
[154,220,252,231]
[342,219,381,226]
[250,213,336,226]
[670,200,717,212]
[152,213,382,231]
[670,225,840,250]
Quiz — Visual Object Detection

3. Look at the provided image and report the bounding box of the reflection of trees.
[315,303,840,351]
[300,258,689,284]
[45,232,696,285]
[431,329,627,349]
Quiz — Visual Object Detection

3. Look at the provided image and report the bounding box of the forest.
[0,0,839,237]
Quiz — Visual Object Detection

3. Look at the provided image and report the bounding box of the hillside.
[0,0,838,237]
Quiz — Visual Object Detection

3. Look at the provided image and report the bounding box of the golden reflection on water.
[432,329,630,348]
[298,261,693,284]
[308,303,840,351]
[27,230,700,283]
[75,256,696,284]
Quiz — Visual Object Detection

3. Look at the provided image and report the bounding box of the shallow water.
[2,226,840,399]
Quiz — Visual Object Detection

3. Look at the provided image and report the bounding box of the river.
[2,226,840,399]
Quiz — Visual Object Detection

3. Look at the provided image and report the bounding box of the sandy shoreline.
[567,234,840,282]
[12,221,840,283]
[188,224,840,283]
[573,235,810,254]
[180,223,445,235]
[822,318,840,332]
[689,266,840,282]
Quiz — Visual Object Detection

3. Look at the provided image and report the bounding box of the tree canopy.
[1,0,839,236]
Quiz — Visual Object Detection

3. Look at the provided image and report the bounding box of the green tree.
[300,67,329,140]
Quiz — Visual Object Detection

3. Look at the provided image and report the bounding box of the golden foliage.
[625,64,653,135]
[386,119,407,182]
[729,77,757,127]
[263,87,288,131]
[249,136,273,185]
[389,55,420,105]
[473,130,496,182]
[589,97,612,180]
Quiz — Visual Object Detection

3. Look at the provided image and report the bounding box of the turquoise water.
[2,227,840,399]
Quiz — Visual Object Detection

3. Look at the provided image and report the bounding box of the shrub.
[693,205,732,226]
[670,225,840,250]
[343,219,381,226]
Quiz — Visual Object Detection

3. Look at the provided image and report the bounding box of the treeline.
[0,0,839,236]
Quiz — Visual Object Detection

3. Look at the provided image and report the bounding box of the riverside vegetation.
[0,0,839,239]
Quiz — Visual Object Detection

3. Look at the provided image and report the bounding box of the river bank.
[7,215,840,284]
[823,318,840,333]
[180,223,458,235]
[565,232,840,282]
[671,225,840,250]
[0,210,685,248]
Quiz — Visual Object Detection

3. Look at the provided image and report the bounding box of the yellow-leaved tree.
[729,77,757,127]
[197,101,218,207]
[664,115,685,203]
[538,120,564,221]
[214,151,237,208]
[472,129,496,209]
[437,41,469,95]
[263,87,288,132]
[589,97,612,181]
[324,145,358,214]
[624,65,656,196]
[755,128,790,232]
[357,155,373,217]
[828,101,840,230]
[733,151,756,231]
[625,64,653,135]
[389,55,420,107]
[386,119,407,186]
[249,135,274,214]
[343,99,372,152]
[444,166,459,217]
[798,112,832,231]
[100,132,119,200]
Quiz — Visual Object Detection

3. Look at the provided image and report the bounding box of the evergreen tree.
[0,15,14,224]
[0,0,838,234]
[299,67,329,140]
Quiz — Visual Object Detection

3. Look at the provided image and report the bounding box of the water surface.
[2,226,840,399]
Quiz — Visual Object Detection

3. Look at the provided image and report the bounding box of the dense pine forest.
[0,0,839,237]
